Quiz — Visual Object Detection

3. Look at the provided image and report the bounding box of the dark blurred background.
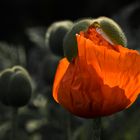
[0,0,139,43]
[0,0,140,140]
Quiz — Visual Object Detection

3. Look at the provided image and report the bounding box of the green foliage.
[0,42,26,69]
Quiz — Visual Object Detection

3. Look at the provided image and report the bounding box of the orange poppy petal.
[53,58,69,102]
[55,35,131,117]
[58,57,104,117]
[77,34,140,104]
[53,31,140,118]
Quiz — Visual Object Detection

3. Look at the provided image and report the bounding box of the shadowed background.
[0,0,139,43]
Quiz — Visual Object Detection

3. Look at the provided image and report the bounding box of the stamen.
[80,27,119,52]
[96,28,114,45]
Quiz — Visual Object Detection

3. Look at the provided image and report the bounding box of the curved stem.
[11,107,18,140]
[67,115,72,140]
[92,117,101,140]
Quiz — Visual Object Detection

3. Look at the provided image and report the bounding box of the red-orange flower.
[53,27,140,118]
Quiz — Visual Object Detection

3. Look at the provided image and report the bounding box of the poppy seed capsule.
[0,69,13,106]
[91,17,127,47]
[0,66,32,107]
[46,20,73,56]
[63,19,93,62]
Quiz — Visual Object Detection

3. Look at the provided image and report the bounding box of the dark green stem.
[67,115,72,140]
[11,107,18,140]
[92,117,101,140]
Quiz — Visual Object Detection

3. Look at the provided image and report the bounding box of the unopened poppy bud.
[0,66,32,107]
[63,19,93,62]
[0,69,13,106]
[12,66,30,77]
[91,17,127,47]
[46,20,73,56]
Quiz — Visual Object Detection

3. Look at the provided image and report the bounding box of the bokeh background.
[0,0,140,139]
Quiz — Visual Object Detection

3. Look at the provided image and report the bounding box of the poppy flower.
[52,21,140,118]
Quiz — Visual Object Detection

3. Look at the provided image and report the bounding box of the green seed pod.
[46,20,73,56]
[12,66,31,78]
[0,69,13,106]
[91,16,127,47]
[0,66,32,107]
[63,18,93,62]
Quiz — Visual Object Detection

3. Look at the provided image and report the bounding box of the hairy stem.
[92,117,101,140]
[11,107,18,140]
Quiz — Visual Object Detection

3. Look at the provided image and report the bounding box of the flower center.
[80,27,119,51]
